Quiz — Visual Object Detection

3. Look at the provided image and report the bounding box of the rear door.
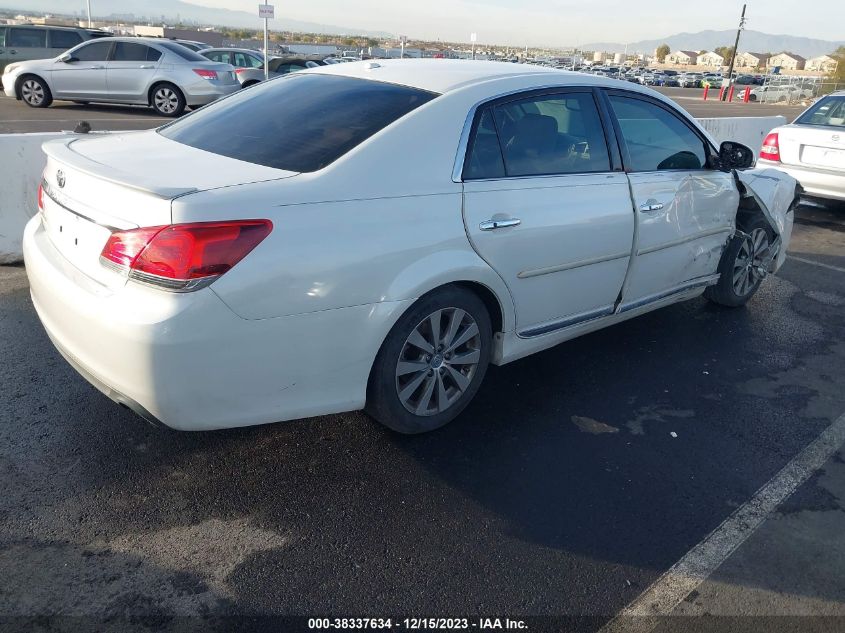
[106,42,161,101]
[50,39,112,100]
[461,88,635,336]
[778,96,845,172]
[604,91,738,309]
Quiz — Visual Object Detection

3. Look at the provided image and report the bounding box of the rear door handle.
[479,218,521,231]
[139,65,154,69]
[639,202,664,212]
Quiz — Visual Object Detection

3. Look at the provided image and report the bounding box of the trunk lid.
[776,124,845,172]
[39,131,297,288]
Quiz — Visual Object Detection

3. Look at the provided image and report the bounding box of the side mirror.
[718,141,754,171]
[59,53,77,63]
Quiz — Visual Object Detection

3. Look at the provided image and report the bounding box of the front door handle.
[480,218,521,231]
[139,65,154,69]
[639,202,665,212]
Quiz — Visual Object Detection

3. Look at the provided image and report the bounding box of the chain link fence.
[751,75,845,105]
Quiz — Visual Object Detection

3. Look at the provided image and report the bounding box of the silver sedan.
[757,91,845,203]
[2,37,238,116]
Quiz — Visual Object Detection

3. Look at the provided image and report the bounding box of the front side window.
[608,95,708,171]
[73,40,112,62]
[234,52,262,68]
[48,30,83,49]
[159,74,437,172]
[797,96,845,128]
[8,28,47,48]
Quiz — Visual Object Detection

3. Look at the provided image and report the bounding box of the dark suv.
[0,24,111,78]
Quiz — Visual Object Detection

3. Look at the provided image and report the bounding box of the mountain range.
[581,29,844,59]
[5,0,393,37]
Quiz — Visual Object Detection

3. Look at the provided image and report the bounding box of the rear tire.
[366,286,492,434]
[19,75,52,108]
[705,215,774,307]
[150,83,185,117]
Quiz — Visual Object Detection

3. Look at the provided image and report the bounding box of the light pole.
[86,0,92,27]
[470,32,477,60]
[723,3,747,100]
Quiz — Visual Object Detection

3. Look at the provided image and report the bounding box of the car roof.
[306,58,653,94]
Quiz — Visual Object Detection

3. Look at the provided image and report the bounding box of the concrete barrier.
[0,115,789,264]
[0,132,74,264]
[697,116,787,160]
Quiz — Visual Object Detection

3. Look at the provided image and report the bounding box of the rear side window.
[73,40,112,62]
[159,74,437,172]
[8,28,47,48]
[112,42,151,62]
[797,96,845,128]
[608,95,708,171]
[158,41,208,61]
[464,91,610,179]
[49,30,83,49]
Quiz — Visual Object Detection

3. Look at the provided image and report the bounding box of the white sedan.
[757,91,845,203]
[24,60,799,434]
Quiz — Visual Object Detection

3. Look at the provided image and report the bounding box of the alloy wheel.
[21,80,44,106]
[732,228,769,297]
[154,87,179,114]
[395,307,482,416]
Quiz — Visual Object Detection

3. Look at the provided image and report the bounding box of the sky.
[181,0,843,46]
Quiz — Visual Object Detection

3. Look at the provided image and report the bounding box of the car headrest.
[508,114,558,154]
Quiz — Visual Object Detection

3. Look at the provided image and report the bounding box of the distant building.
[666,50,698,65]
[133,25,223,47]
[735,52,770,69]
[696,51,724,67]
[768,52,806,71]
[806,54,838,73]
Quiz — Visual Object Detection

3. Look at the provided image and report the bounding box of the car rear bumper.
[181,81,240,106]
[757,159,845,201]
[23,215,409,431]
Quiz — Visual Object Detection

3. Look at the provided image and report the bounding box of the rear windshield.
[159,74,438,172]
[796,96,845,128]
[157,40,208,61]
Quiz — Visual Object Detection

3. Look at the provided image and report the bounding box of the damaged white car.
[24,60,799,434]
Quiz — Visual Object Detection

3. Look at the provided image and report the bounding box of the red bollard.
[743,86,751,103]
[727,85,735,102]
[703,85,710,100]
[718,87,726,101]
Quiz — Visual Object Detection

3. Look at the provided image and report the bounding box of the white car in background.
[24,60,799,434]
[2,37,238,116]
[757,91,845,203]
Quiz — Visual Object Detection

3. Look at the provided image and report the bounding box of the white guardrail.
[0,116,787,264]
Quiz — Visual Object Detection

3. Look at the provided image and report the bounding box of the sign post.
[470,32,477,60]
[258,4,274,81]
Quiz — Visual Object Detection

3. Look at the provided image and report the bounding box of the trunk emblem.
[833,134,840,143]
[56,170,66,188]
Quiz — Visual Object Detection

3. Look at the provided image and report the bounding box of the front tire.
[150,83,185,117]
[19,76,52,108]
[705,215,773,307]
[366,286,492,434]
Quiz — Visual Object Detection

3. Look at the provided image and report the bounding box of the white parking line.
[789,255,845,274]
[600,411,845,633]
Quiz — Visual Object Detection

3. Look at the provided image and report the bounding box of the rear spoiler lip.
[42,137,198,200]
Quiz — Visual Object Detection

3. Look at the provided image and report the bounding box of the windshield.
[796,96,845,128]
[159,73,438,172]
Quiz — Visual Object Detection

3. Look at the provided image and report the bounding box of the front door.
[50,39,112,100]
[461,89,635,336]
[604,92,738,309]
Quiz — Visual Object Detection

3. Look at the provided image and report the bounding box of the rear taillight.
[193,68,218,80]
[234,67,248,74]
[760,132,780,162]
[100,220,272,292]
[37,182,44,210]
